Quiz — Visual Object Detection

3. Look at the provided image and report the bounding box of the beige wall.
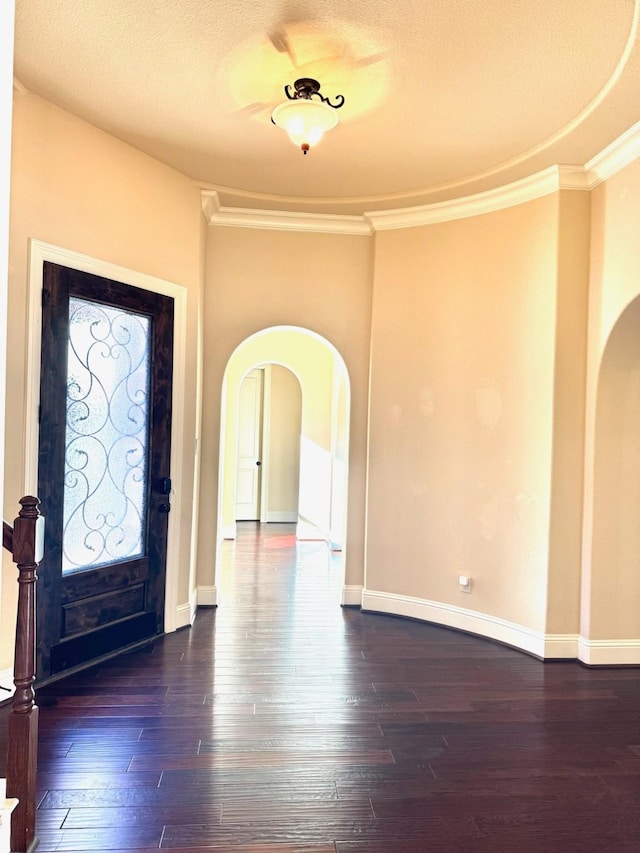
[545,191,590,635]
[584,158,640,644]
[367,197,559,633]
[4,84,640,667]
[330,370,349,549]
[198,225,373,594]
[267,366,301,516]
[2,90,203,669]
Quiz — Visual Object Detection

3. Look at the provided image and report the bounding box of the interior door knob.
[256,461,262,466]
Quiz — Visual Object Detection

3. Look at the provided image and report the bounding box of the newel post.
[6,495,43,853]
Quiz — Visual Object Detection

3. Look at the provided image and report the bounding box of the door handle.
[256,461,262,466]
[159,503,171,513]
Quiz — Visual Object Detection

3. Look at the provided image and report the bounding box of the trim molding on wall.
[175,596,196,630]
[25,240,190,636]
[259,365,271,525]
[362,591,640,665]
[265,511,298,523]
[201,190,372,236]
[220,524,236,540]
[363,588,550,660]
[578,637,640,666]
[543,634,580,659]
[190,588,198,624]
[586,118,640,187]
[365,165,588,231]
[200,121,640,235]
[362,588,547,657]
[296,519,329,541]
[197,585,218,607]
[341,585,363,606]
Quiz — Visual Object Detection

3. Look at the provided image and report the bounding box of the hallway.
[27,523,640,851]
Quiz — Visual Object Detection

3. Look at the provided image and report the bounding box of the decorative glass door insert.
[63,297,151,574]
[38,262,173,680]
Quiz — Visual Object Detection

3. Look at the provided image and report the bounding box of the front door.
[37,262,174,681]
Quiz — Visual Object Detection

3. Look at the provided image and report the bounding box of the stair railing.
[2,496,43,853]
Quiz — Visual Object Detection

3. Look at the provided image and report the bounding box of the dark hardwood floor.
[8,522,640,850]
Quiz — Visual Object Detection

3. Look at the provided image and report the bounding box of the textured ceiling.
[13,0,640,214]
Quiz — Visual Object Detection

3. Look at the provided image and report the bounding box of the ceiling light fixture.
[271,78,344,155]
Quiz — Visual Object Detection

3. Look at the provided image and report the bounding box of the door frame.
[23,239,189,634]
[234,366,264,522]
[259,364,271,524]
[258,363,302,525]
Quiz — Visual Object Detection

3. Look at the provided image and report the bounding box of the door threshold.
[35,635,160,690]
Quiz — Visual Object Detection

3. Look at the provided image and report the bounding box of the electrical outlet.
[458,575,472,593]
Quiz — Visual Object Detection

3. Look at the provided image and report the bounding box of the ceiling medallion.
[271,78,345,155]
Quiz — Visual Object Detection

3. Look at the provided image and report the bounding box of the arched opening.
[216,326,351,594]
[588,294,640,656]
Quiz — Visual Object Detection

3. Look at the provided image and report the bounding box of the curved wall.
[4,84,640,669]
[199,167,640,663]
[364,195,563,655]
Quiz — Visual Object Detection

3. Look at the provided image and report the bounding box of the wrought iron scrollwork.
[284,77,345,109]
[63,297,151,573]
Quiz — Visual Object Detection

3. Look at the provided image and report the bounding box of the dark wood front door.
[36,262,174,681]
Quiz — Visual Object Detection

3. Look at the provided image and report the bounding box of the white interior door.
[235,368,263,520]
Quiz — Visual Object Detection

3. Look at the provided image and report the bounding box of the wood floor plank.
[16,521,640,852]
[62,804,223,828]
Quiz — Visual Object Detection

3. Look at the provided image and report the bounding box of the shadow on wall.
[217,325,350,552]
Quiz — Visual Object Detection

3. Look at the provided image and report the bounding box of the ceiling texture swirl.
[13,0,640,214]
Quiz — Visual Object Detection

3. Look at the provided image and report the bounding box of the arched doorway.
[586,294,640,662]
[216,326,351,593]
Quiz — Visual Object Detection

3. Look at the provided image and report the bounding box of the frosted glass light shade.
[271,99,339,152]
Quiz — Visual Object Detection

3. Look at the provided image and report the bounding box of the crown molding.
[200,120,640,235]
[201,190,220,223]
[556,164,593,191]
[585,119,640,187]
[364,165,588,231]
[12,76,28,94]
[201,191,372,236]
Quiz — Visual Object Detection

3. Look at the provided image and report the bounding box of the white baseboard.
[221,524,236,540]
[361,590,640,664]
[0,667,15,699]
[296,519,328,541]
[578,637,640,665]
[544,634,579,658]
[197,585,218,607]
[362,588,548,658]
[264,511,298,523]
[341,585,363,606]
[175,595,196,630]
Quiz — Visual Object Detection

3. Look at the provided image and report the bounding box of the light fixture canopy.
[271,78,344,154]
